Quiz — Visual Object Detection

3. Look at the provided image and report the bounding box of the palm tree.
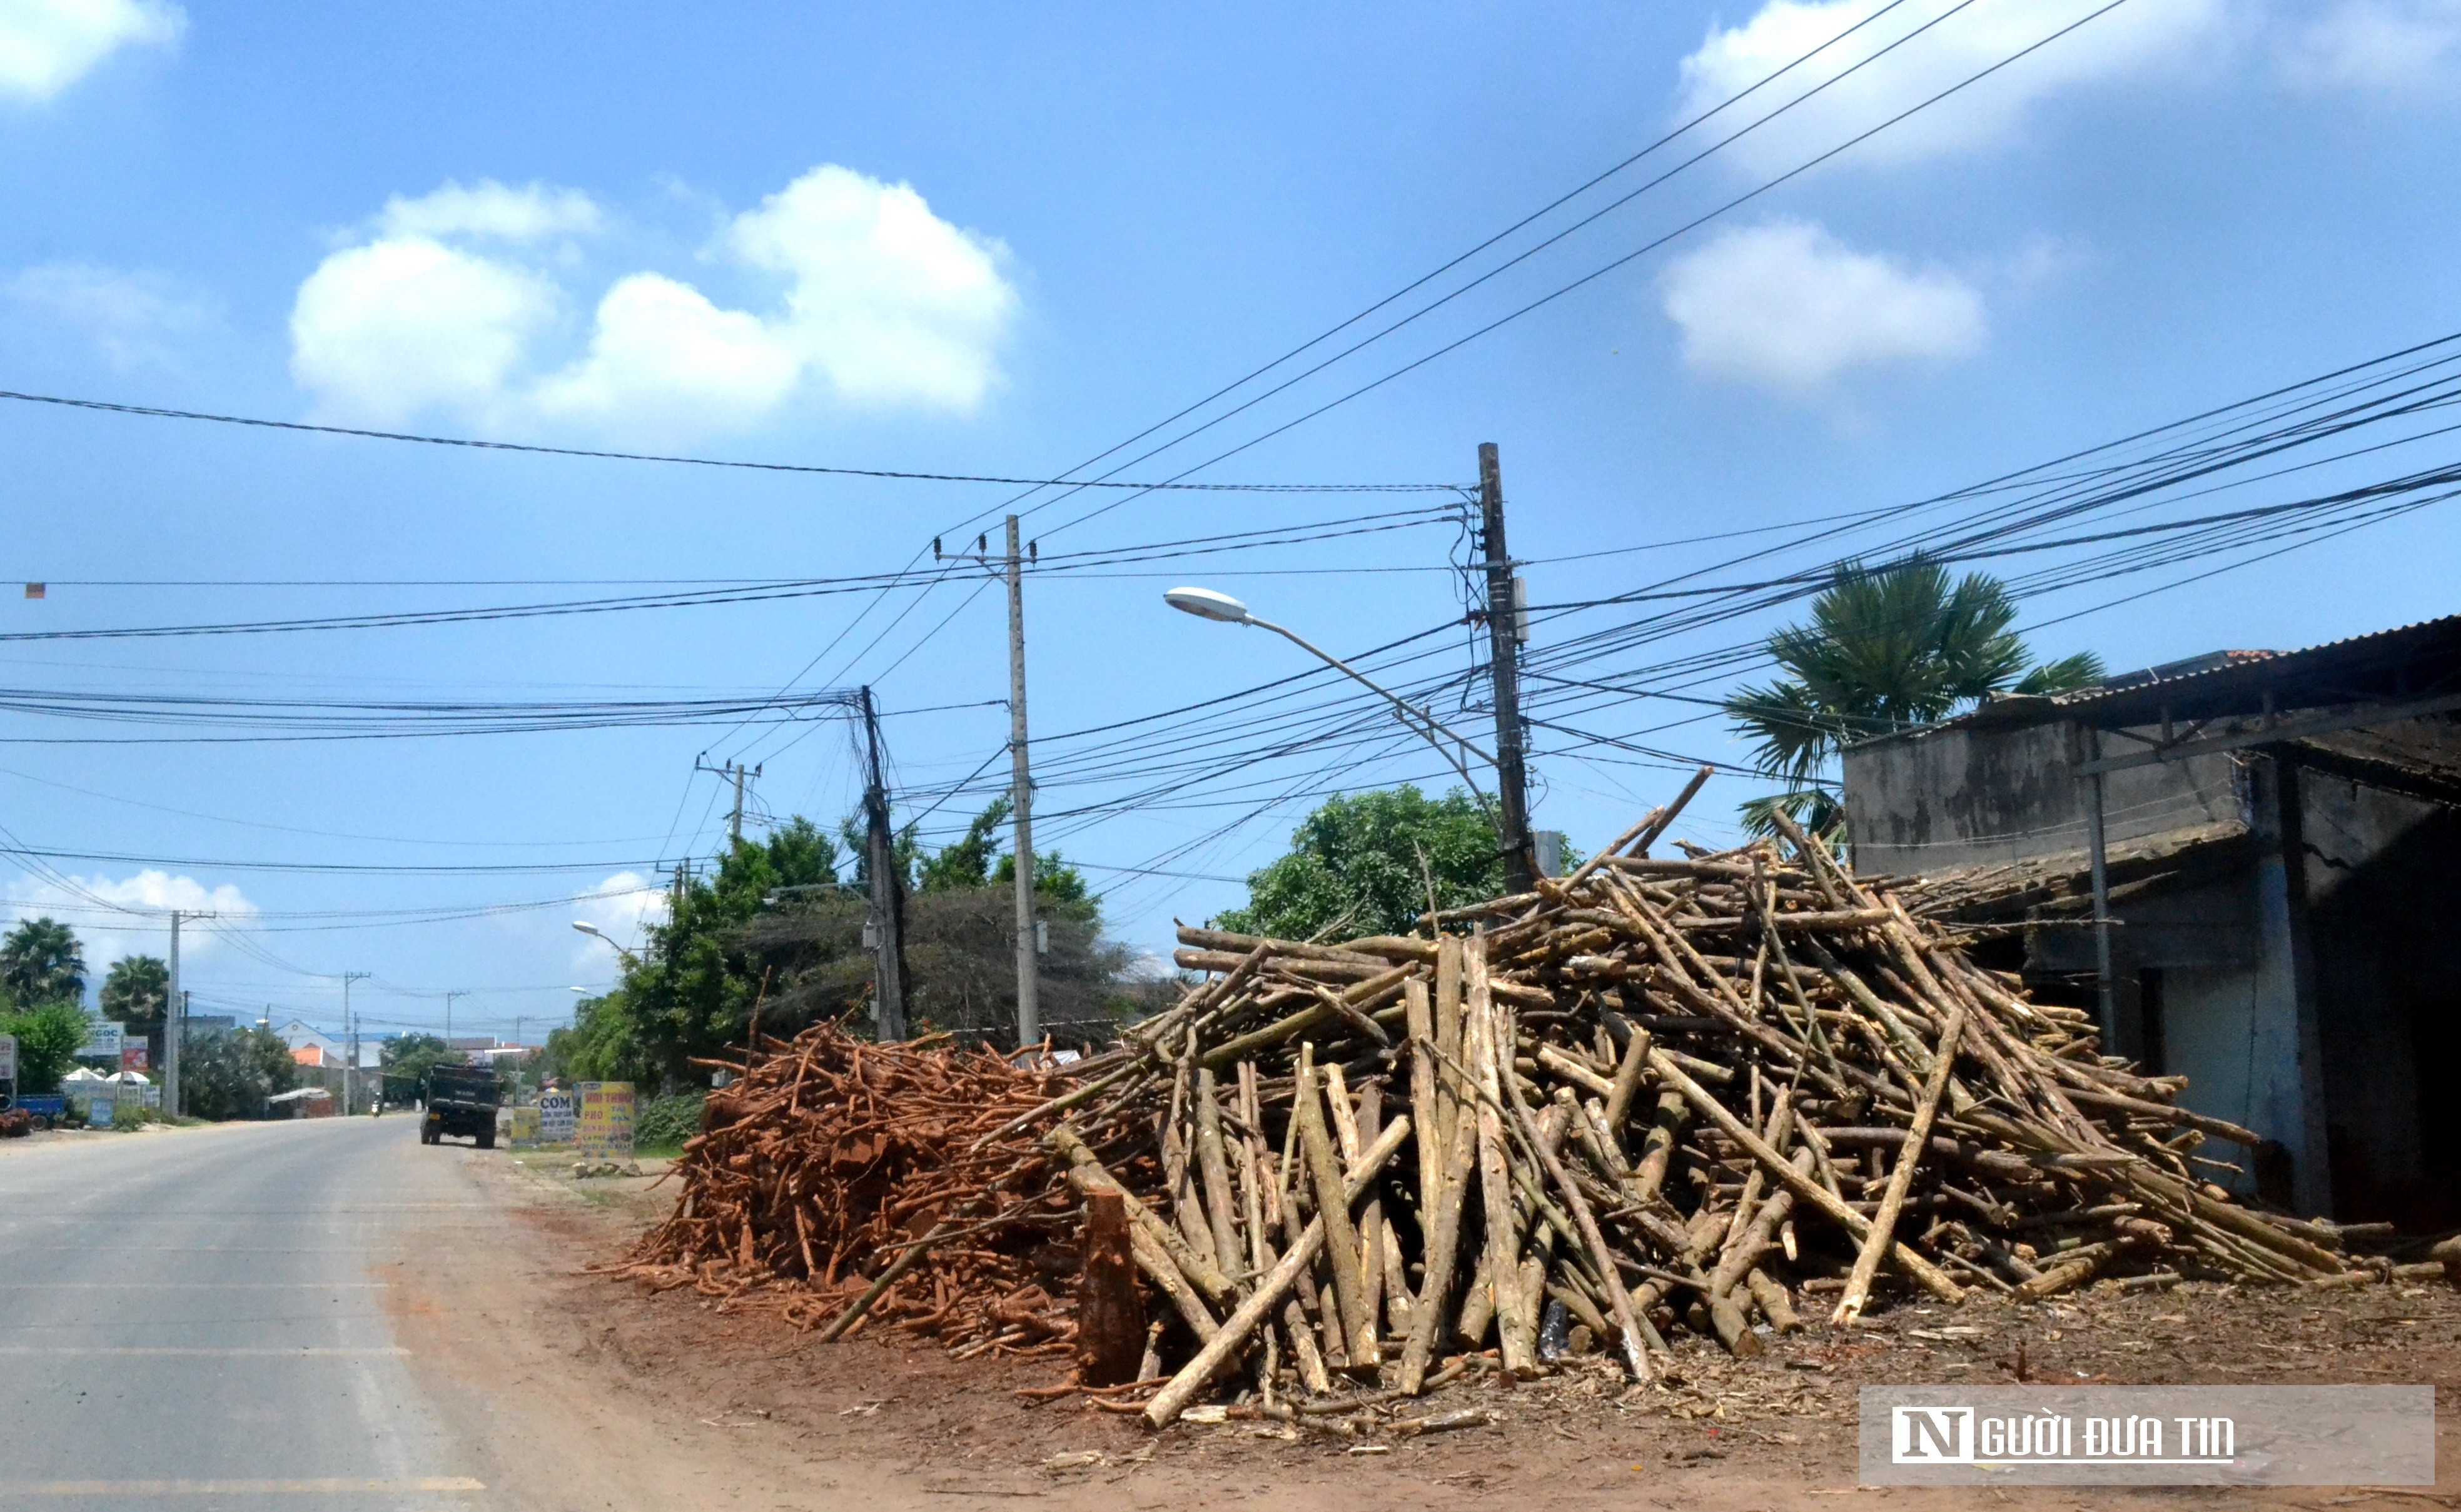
[1724,556,2105,839]
[101,954,171,1032]
[0,916,88,1007]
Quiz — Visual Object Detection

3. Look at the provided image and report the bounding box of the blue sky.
[3,0,2457,1043]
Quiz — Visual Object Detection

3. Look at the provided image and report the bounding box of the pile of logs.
[607,1026,1161,1362]
[614,790,2381,1428]
[1054,803,2363,1426]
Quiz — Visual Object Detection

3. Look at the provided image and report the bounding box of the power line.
[0,388,1459,491]
[684,0,1976,722]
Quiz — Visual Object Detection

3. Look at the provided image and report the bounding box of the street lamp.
[570,920,641,967]
[1163,586,1500,810]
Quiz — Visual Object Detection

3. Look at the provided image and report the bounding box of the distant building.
[273,1021,376,1069]
[1844,613,2461,1230]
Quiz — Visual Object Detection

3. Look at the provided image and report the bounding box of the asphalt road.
[0,1117,497,1510]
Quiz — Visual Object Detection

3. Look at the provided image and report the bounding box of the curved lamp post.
[570,919,642,969]
[1163,586,1500,812]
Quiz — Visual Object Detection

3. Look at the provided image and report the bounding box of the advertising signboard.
[575,1082,634,1161]
[120,1044,148,1073]
[86,1087,116,1128]
[76,1021,123,1058]
[0,1032,15,1084]
[537,1091,574,1144]
[507,1106,541,1147]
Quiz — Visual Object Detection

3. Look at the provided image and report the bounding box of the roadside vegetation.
[544,806,1166,1089]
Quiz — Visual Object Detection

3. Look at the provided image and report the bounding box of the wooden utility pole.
[859,685,909,1039]
[1478,443,1536,894]
[1004,515,1040,1051]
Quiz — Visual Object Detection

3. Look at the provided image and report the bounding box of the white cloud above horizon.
[1675,0,2226,173]
[289,168,1019,438]
[6,261,221,370]
[1659,219,1986,394]
[2280,0,2461,91]
[4,869,259,980]
[0,0,184,104]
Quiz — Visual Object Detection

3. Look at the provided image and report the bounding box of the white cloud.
[567,870,665,976]
[0,0,183,103]
[1675,0,2225,172]
[290,237,560,426]
[288,164,1018,438]
[5,260,219,370]
[528,272,804,429]
[4,869,258,974]
[727,164,1019,410]
[1659,219,1986,393]
[374,179,604,243]
[2282,1,2461,90]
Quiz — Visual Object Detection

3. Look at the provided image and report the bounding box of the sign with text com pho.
[1862,1386,2433,1486]
[576,1082,634,1161]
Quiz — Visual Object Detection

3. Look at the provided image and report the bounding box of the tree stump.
[1077,1190,1145,1386]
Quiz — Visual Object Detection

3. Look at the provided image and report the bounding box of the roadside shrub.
[634,1091,705,1152]
[0,1002,88,1092]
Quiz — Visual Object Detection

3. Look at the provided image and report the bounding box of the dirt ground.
[402,1147,2461,1511]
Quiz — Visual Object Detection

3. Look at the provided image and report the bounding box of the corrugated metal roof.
[2049,613,2461,709]
[1856,612,2461,744]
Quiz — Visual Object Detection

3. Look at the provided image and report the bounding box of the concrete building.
[1842,614,2461,1230]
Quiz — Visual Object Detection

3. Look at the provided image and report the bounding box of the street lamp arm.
[1241,614,1500,807]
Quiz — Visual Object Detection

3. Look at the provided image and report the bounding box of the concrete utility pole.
[162,909,215,1118]
[695,757,762,845]
[443,990,469,1044]
[340,972,370,1114]
[858,686,909,1039]
[1478,443,1537,896]
[1004,515,1040,1051]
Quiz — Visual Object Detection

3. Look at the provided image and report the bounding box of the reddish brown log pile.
[604,1026,1149,1361]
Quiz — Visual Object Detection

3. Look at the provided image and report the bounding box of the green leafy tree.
[381,1032,463,1105]
[1724,557,2106,839]
[100,954,169,1040]
[1216,786,1505,942]
[0,917,86,1007]
[553,819,843,1087]
[915,797,1009,892]
[179,1026,300,1120]
[1,1001,91,1092]
[550,803,1139,1074]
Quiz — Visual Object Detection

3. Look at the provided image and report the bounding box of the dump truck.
[420,1063,499,1148]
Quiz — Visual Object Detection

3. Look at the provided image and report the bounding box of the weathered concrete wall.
[1842,721,2240,875]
